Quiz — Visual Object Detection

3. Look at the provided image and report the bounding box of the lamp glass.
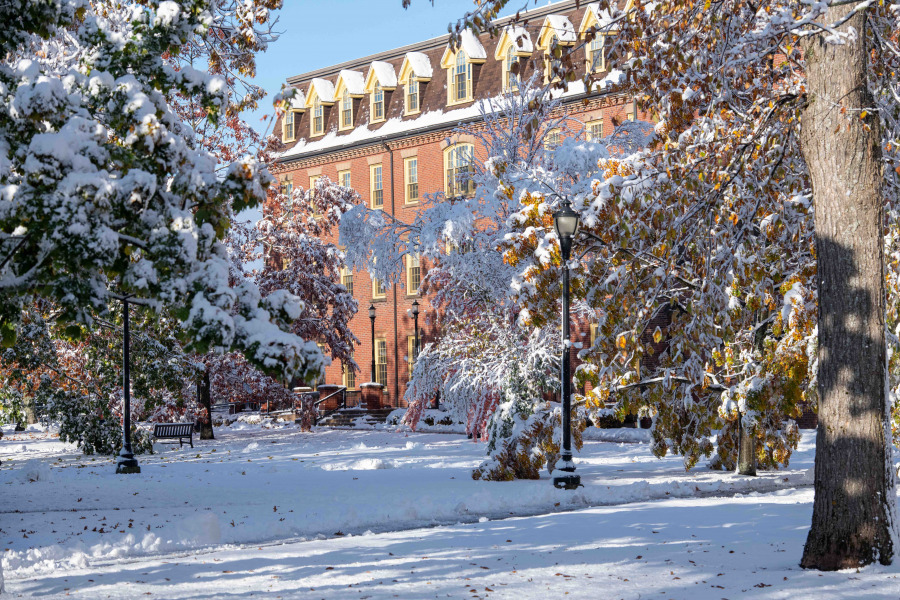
[553,205,580,239]
[411,300,419,317]
[368,304,376,319]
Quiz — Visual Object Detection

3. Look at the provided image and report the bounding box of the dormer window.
[504,46,519,91]
[372,83,385,122]
[537,15,576,85]
[579,6,618,77]
[398,52,432,116]
[312,97,324,136]
[546,33,562,81]
[494,26,532,93]
[340,89,353,129]
[405,80,419,114]
[441,32,485,106]
[303,78,335,138]
[452,51,471,103]
[282,109,296,142]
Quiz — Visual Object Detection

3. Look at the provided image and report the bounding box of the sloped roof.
[306,77,336,105]
[368,60,398,89]
[336,70,366,96]
[403,52,433,79]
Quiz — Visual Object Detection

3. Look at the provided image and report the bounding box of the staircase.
[316,408,394,428]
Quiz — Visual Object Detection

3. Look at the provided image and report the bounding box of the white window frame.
[340,89,353,130]
[371,84,385,123]
[370,163,384,209]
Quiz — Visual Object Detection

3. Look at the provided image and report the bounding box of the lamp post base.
[553,473,582,490]
[116,452,140,474]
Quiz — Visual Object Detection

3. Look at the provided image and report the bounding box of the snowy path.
[7,487,900,599]
[2,424,891,598]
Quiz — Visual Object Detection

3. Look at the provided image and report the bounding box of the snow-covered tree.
[242,172,361,373]
[341,78,599,479]
[0,0,322,384]
[456,0,899,569]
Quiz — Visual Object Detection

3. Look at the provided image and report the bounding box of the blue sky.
[244,0,546,135]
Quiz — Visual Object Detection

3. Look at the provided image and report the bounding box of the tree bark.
[800,5,896,570]
[198,370,214,440]
[736,412,757,476]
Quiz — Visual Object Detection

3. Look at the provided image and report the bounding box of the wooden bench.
[152,423,194,448]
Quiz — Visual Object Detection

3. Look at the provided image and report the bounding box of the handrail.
[311,387,347,425]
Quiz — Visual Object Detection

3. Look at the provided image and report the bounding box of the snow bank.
[582,426,651,443]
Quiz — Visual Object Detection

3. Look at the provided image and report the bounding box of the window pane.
[372,165,383,208]
[408,254,420,292]
[376,340,388,387]
[341,269,353,296]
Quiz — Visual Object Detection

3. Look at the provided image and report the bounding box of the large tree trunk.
[736,413,756,476]
[800,5,896,570]
[198,370,214,440]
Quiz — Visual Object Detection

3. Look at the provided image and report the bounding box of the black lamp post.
[411,300,420,368]
[368,303,377,385]
[553,198,580,490]
[116,298,140,474]
[412,299,427,407]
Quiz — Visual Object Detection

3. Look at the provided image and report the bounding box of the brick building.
[273,0,642,408]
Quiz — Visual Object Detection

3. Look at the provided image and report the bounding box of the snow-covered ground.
[1,423,896,598]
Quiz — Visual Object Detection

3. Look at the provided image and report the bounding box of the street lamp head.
[411,299,419,318]
[553,199,580,261]
[368,303,376,320]
[553,199,580,240]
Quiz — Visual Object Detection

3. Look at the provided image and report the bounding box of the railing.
[313,386,347,425]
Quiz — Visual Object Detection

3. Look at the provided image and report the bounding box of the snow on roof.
[506,25,533,53]
[582,3,617,31]
[280,80,593,161]
[404,52,433,79]
[545,15,577,43]
[289,90,306,110]
[459,29,487,60]
[370,61,397,88]
[337,70,366,95]
[309,77,335,102]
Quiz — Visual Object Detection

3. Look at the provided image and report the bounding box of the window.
[590,323,598,347]
[544,128,561,151]
[545,33,563,82]
[626,100,636,121]
[311,97,324,136]
[588,36,605,72]
[338,170,351,188]
[587,119,603,141]
[309,175,322,216]
[281,176,294,200]
[371,83,385,122]
[404,157,418,204]
[444,143,475,198]
[340,89,353,130]
[449,51,472,104]
[282,110,296,142]
[370,164,383,209]
[504,45,520,92]
[405,80,419,114]
[372,276,385,299]
[343,356,356,390]
[375,339,388,387]
[407,335,421,378]
[341,267,353,295]
[406,254,420,294]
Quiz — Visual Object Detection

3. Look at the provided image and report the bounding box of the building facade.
[274,0,641,407]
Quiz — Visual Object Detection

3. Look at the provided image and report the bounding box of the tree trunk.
[198,370,214,440]
[800,5,896,570]
[736,412,757,476]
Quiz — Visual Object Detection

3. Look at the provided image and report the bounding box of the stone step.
[316,408,395,428]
